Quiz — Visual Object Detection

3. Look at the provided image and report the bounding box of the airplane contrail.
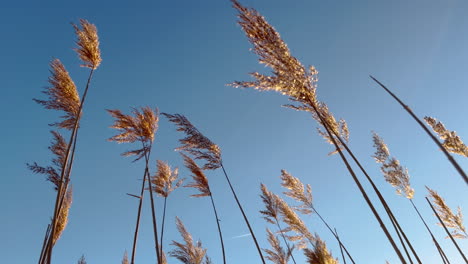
[230,233,252,240]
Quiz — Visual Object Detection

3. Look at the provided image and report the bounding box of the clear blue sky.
[1,0,467,263]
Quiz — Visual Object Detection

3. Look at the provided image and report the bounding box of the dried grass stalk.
[264,228,291,264]
[280,170,313,214]
[372,132,414,199]
[304,237,339,264]
[260,184,281,224]
[277,195,315,248]
[170,217,210,264]
[424,117,468,157]
[181,153,211,197]
[52,187,72,245]
[152,160,184,197]
[72,19,102,69]
[34,59,80,130]
[163,113,221,170]
[426,187,467,239]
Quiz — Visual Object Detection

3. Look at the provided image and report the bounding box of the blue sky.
[1,0,467,263]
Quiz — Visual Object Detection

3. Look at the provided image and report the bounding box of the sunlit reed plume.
[28,131,67,190]
[264,228,291,264]
[53,188,72,245]
[426,187,467,239]
[162,113,221,170]
[34,59,80,130]
[107,107,159,161]
[170,217,210,264]
[152,160,184,197]
[277,195,315,248]
[121,251,129,264]
[424,117,468,158]
[372,132,414,199]
[260,184,281,224]
[280,170,313,214]
[182,153,211,197]
[303,237,339,264]
[72,19,102,69]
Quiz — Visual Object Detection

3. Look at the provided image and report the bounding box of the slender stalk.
[159,196,167,262]
[425,197,468,263]
[130,170,148,264]
[209,191,226,264]
[220,163,266,264]
[38,224,51,264]
[306,98,407,263]
[410,199,450,264]
[274,218,297,264]
[310,206,356,264]
[334,229,347,264]
[387,207,413,264]
[143,146,161,264]
[370,76,468,185]
[45,68,95,264]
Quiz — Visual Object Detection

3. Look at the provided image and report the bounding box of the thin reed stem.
[305,98,408,263]
[274,218,297,264]
[220,163,266,264]
[370,76,468,185]
[410,199,450,264]
[209,191,226,264]
[160,196,168,262]
[387,207,414,263]
[45,67,95,264]
[130,169,147,264]
[334,229,346,264]
[38,224,51,264]
[425,197,468,263]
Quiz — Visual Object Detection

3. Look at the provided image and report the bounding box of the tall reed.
[370,76,468,185]
[163,112,266,264]
[108,107,161,264]
[263,228,292,264]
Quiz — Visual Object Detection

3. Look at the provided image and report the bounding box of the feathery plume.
[163,113,221,170]
[277,195,315,248]
[303,237,339,264]
[152,160,184,197]
[426,187,467,239]
[170,217,209,264]
[107,107,159,161]
[72,19,102,69]
[263,228,291,264]
[52,187,72,245]
[34,59,80,130]
[372,132,414,199]
[77,255,87,264]
[280,170,313,214]
[28,131,68,190]
[260,184,281,224]
[424,117,468,157]
[121,251,129,264]
[181,153,211,197]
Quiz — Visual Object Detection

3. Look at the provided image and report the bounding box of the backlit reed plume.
[424,117,468,157]
[230,1,406,261]
[108,106,161,264]
[372,133,414,199]
[426,187,467,239]
[152,160,184,260]
[34,59,80,130]
[170,217,211,264]
[162,113,221,170]
[370,77,467,185]
[280,170,355,263]
[72,19,102,69]
[122,251,129,264]
[53,187,72,245]
[164,112,266,263]
[264,228,291,264]
[260,184,297,264]
[304,237,339,264]
[182,153,226,264]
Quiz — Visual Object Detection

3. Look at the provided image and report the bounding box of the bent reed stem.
[209,191,226,264]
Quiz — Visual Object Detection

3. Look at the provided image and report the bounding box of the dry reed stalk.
[370,76,468,185]
[229,1,407,261]
[152,160,184,261]
[424,117,468,157]
[260,184,297,264]
[264,228,292,264]
[164,112,266,264]
[169,217,211,264]
[182,153,226,264]
[108,106,161,264]
[280,170,356,264]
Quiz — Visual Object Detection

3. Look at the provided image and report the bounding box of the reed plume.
[72,19,102,69]
[170,217,210,264]
[372,132,414,199]
[53,187,72,245]
[34,59,80,130]
[426,187,467,239]
[122,251,129,264]
[303,237,339,264]
[424,117,468,157]
[230,1,406,261]
[77,255,86,264]
[264,228,292,264]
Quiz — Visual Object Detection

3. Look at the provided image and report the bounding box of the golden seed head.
[73,19,102,69]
